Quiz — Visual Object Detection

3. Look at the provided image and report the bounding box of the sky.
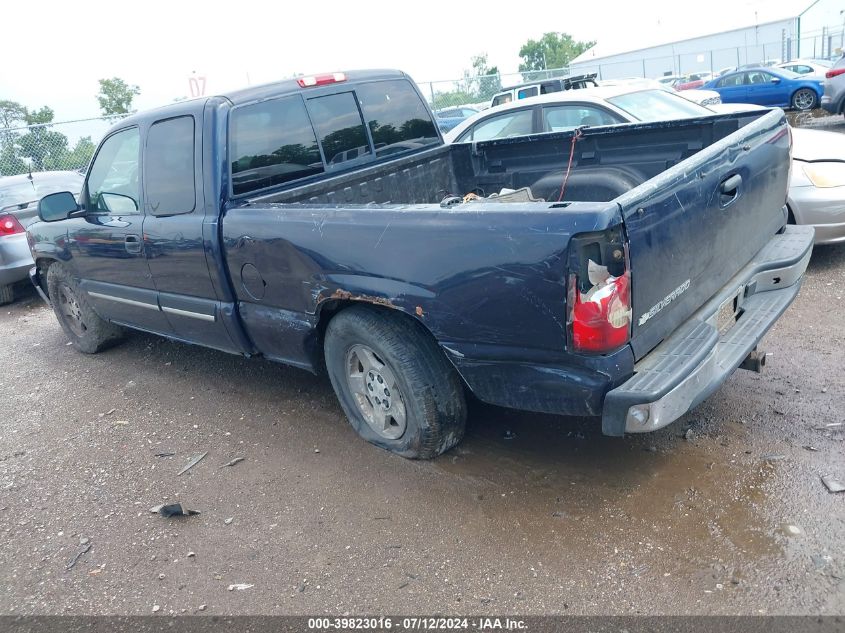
[0,0,809,123]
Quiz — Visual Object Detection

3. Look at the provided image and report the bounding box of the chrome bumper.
[0,233,34,286]
[602,225,814,436]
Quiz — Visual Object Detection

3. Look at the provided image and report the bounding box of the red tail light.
[0,214,25,236]
[826,68,845,79]
[570,271,631,353]
[297,72,347,88]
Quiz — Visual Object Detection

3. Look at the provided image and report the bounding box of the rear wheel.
[791,89,817,111]
[46,263,125,353]
[0,284,13,306]
[324,305,466,459]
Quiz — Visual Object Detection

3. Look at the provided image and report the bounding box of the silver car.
[821,55,845,117]
[789,128,845,245]
[0,171,84,304]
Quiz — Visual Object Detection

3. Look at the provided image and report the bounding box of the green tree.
[518,32,595,73]
[97,77,140,116]
[17,106,70,171]
[431,53,501,110]
[67,136,96,171]
[0,100,29,175]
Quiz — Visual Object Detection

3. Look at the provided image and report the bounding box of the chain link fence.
[0,116,127,177]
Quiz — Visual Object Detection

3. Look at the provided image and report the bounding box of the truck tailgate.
[617,109,791,360]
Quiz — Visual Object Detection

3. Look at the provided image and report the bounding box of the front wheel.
[46,263,125,353]
[791,89,818,111]
[324,305,466,459]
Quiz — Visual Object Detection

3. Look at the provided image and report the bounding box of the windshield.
[0,173,83,209]
[607,89,712,122]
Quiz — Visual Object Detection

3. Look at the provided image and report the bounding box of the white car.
[444,86,844,244]
[775,59,833,76]
[600,77,721,106]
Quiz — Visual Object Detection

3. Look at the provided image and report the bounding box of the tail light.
[567,227,631,354]
[570,270,631,352]
[0,214,25,237]
[825,68,845,79]
[297,72,347,88]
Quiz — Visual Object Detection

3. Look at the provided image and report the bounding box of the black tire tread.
[324,305,466,459]
[46,263,125,354]
[0,284,13,306]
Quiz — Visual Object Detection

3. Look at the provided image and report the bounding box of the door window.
[145,116,196,216]
[543,105,622,131]
[86,127,140,214]
[458,109,533,142]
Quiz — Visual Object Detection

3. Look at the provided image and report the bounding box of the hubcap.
[345,344,407,440]
[58,284,87,337]
[795,90,814,110]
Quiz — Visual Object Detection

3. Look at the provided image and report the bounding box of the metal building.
[569,0,845,80]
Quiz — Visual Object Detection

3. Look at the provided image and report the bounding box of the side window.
[307,92,371,167]
[86,127,140,214]
[462,109,533,142]
[718,74,742,87]
[517,86,538,99]
[356,80,439,158]
[145,116,195,216]
[543,105,622,131]
[491,93,513,107]
[230,95,324,196]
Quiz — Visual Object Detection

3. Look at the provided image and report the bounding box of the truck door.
[140,113,241,353]
[70,126,173,333]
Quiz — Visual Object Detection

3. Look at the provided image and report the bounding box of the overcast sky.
[1,0,805,122]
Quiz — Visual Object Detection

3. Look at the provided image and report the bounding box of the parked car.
[821,55,845,117]
[0,170,83,304]
[446,87,844,245]
[489,73,598,108]
[29,69,811,459]
[703,67,824,110]
[673,73,713,91]
[435,106,478,119]
[776,59,832,76]
[656,75,684,85]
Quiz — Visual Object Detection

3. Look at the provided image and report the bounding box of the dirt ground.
[1,117,843,618]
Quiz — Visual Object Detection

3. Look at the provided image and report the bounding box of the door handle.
[125,234,142,253]
[719,174,742,207]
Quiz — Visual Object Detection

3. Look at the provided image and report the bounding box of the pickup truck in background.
[29,70,814,459]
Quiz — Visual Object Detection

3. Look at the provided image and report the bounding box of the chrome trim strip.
[162,306,216,322]
[87,291,159,311]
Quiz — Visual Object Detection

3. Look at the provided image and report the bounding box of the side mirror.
[771,77,781,84]
[38,191,80,222]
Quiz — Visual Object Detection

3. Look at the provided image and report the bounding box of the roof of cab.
[113,69,411,130]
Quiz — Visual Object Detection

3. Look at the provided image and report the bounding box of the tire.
[791,88,817,111]
[46,263,125,353]
[324,305,466,459]
[0,284,13,306]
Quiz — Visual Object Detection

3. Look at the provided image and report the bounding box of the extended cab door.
[140,112,241,353]
[69,126,173,333]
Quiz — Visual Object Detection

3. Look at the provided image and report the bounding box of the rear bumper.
[0,233,34,286]
[602,224,814,436]
[789,185,845,245]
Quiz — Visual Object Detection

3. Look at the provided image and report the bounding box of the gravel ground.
[0,115,843,618]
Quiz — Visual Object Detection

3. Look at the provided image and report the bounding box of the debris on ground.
[224,517,234,525]
[187,551,196,558]
[784,524,803,536]
[803,445,819,452]
[821,476,845,493]
[152,605,160,613]
[149,503,200,517]
[220,457,245,468]
[177,452,208,476]
[762,453,786,462]
[684,428,694,441]
[227,583,254,591]
[198,605,207,612]
[65,541,92,571]
[154,452,176,458]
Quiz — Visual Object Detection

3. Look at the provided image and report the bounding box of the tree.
[16,107,70,171]
[0,100,27,130]
[0,100,29,175]
[518,32,596,73]
[97,77,140,116]
[430,53,501,110]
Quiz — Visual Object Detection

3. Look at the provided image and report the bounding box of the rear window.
[607,89,711,122]
[356,80,439,158]
[230,95,324,196]
[517,86,538,99]
[307,92,371,167]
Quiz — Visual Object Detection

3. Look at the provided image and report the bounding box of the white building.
[569,0,845,80]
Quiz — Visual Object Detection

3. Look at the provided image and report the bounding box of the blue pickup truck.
[28,70,814,458]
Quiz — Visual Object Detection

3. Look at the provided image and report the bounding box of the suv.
[490,73,598,108]
[821,55,845,117]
